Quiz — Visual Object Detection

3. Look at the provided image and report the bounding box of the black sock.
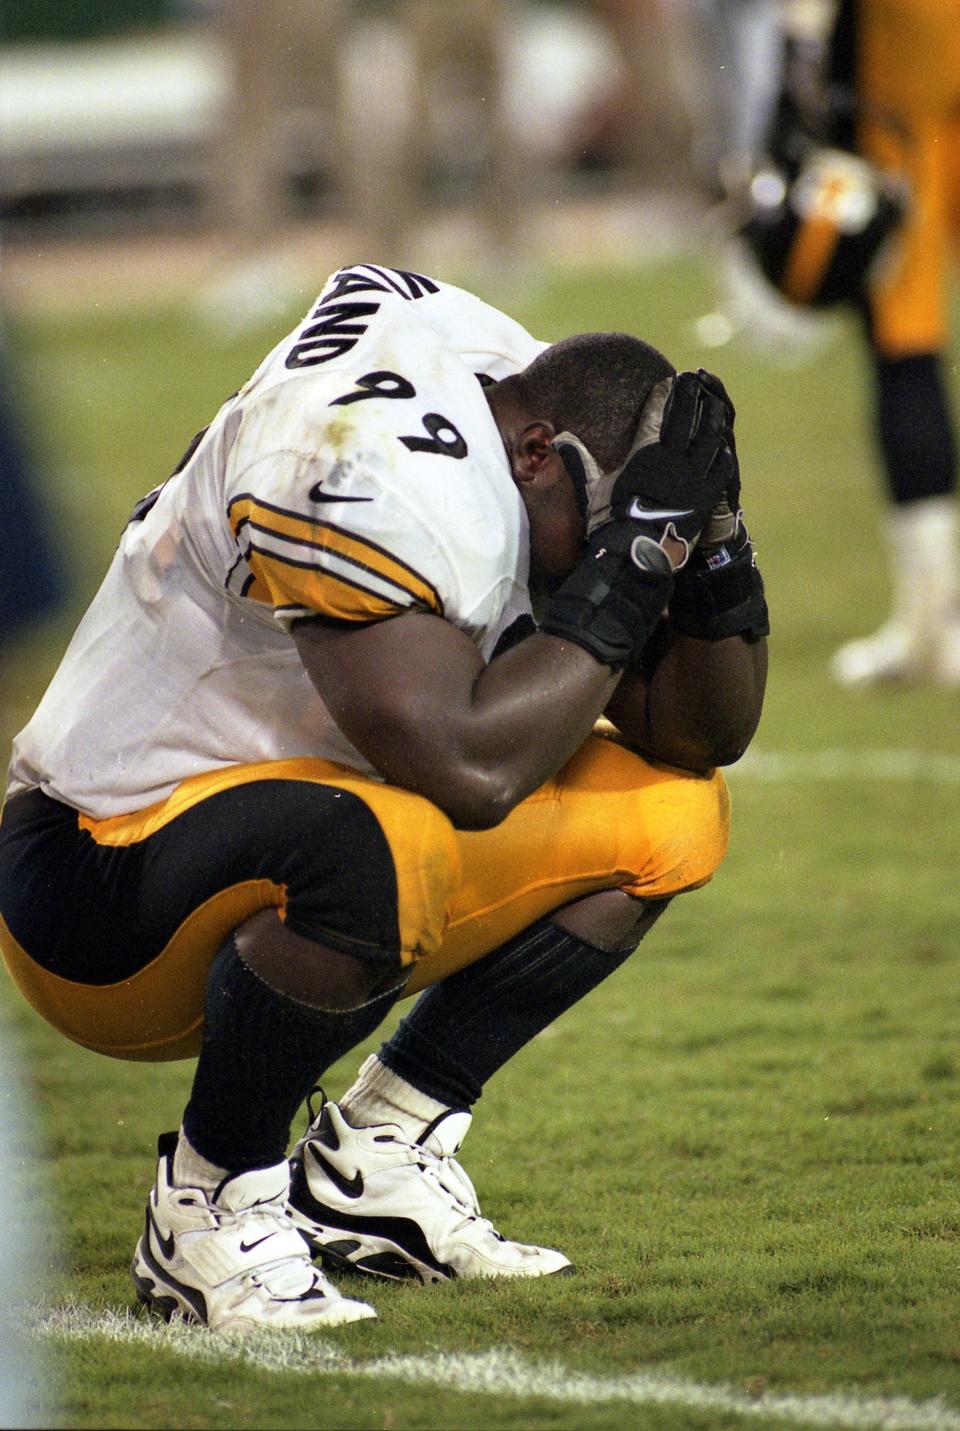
[378,915,647,1109]
[874,353,957,503]
[183,935,398,1170]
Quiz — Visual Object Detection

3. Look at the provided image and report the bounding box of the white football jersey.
[8,264,547,817]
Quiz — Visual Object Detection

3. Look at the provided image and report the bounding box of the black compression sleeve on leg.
[377,916,642,1108]
[183,935,398,1171]
[873,352,957,504]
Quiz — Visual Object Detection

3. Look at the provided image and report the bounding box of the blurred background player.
[686,0,782,198]
[755,0,960,686]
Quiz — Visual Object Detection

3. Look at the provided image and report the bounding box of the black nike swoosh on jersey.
[309,1148,365,1200]
[309,482,373,504]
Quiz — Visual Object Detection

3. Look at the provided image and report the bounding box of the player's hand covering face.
[540,370,738,671]
[553,369,735,566]
[588,370,735,565]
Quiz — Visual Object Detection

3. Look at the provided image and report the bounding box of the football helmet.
[739,147,908,308]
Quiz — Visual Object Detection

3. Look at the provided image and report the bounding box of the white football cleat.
[833,498,960,688]
[131,1133,377,1331]
[830,618,960,688]
[288,1100,574,1284]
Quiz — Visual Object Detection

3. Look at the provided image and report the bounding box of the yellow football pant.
[0,735,729,1061]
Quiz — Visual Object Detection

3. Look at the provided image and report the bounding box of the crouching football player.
[0,264,767,1330]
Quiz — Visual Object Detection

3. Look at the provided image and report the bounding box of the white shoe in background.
[831,498,960,688]
[831,617,960,688]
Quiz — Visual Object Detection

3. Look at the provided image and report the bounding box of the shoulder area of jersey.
[319,262,446,305]
[286,262,449,369]
[264,264,475,387]
[282,261,540,380]
[309,261,513,322]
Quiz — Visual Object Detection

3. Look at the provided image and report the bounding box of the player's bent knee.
[623,766,731,898]
[234,909,408,1009]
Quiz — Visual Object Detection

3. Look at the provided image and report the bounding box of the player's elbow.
[432,762,522,830]
[444,786,519,832]
[706,699,764,767]
[695,720,760,771]
[642,706,760,774]
[713,734,755,768]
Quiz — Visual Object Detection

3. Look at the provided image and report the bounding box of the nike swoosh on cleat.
[309,482,373,504]
[148,1204,177,1262]
[627,500,696,521]
[239,1233,276,1253]
[310,1149,365,1200]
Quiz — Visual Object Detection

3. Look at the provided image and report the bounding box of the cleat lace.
[201,1198,323,1300]
[414,1145,504,1245]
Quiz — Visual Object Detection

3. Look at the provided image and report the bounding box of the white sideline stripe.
[729,748,960,784]
[27,1304,960,1431]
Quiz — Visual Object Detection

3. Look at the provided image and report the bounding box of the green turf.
[2,251,959,1430]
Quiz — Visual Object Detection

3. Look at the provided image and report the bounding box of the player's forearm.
[376,630,619,829]
[454,630,620,822]
[296,614,619,831]
[605,629,767,773]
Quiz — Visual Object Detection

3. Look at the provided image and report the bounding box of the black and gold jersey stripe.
[226,493,444,623]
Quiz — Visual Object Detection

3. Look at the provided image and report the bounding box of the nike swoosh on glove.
[587,369,736,568]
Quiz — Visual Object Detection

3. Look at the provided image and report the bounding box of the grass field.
[2,243,960,1431]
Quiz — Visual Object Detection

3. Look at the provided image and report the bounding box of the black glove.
[540,521,675,670]
[587,369,736,568]
[669,514,770,643]
[668,372,769,642]
[541,370,735,669]
[692,369,740,543]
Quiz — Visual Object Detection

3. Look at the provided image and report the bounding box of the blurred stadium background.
[0,0,725,244]
[3,5,960,1428]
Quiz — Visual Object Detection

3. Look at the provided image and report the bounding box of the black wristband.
[541,524,675,670]
[669,529,770,642]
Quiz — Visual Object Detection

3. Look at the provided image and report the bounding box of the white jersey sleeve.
[223,384,456,634]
